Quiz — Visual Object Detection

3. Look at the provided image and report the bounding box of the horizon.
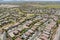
[0,0,60,1]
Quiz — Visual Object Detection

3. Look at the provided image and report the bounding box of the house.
[8,32,15,37]
[43,30,50,35]
[13,30,19,35]
[31,28,35,31]
[40,35,48,40]
[41,33,49,38]
[15,37,22,40]
[55,10,60,15]
[25,32,31,36]
[27,30,34,34]
[21,34,28,39]
[35,38,41,40]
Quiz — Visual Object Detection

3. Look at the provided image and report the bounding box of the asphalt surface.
[53,24,60,40]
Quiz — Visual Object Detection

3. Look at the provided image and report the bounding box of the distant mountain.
[0,0,23,1]
[0,1,60,5]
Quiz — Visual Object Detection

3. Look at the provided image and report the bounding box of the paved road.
[53,24,60,40]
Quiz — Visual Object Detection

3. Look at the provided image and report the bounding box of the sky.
[1,0,60,1]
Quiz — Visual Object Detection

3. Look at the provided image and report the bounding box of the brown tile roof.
[15,37,22,40]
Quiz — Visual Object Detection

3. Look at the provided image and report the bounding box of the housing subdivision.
[0,3,60,40]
